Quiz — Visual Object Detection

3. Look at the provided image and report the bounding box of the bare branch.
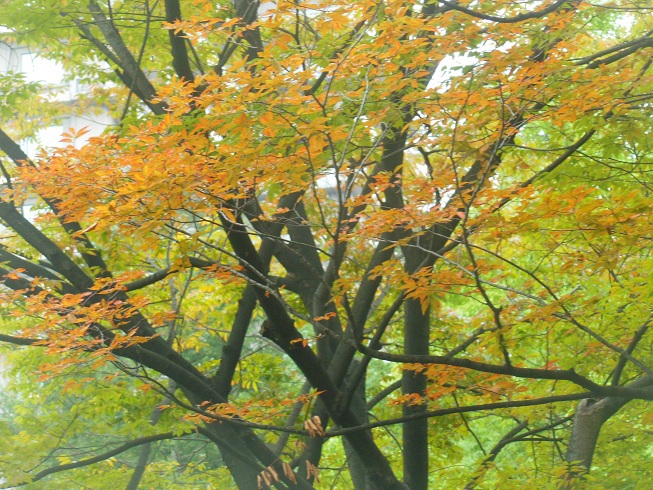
[437,0,571,24]
[3,432,190,488]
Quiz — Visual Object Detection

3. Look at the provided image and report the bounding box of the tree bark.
[565,375,653,482]
[402,297,430,490]
[343,361,376,490]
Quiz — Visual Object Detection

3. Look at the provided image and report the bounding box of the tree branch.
[164,0,195,81]
[328,393,591,436]
[438,0,570,24]
[465,420,529,489]
[3,432,189,488]
[87,0,166,114]
[354,342,653,399]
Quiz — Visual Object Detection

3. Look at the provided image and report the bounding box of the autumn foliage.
[1,0,653,488]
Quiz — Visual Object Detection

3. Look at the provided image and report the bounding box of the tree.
[0,0,652,488]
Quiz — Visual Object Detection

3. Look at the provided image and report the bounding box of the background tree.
[1,0,653,488]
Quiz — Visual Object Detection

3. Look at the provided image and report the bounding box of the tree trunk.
[565,375,653,483]
[402,296,430,490]
[343,361,376,489]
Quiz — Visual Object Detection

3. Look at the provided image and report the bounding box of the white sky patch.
[21,53,65,85]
